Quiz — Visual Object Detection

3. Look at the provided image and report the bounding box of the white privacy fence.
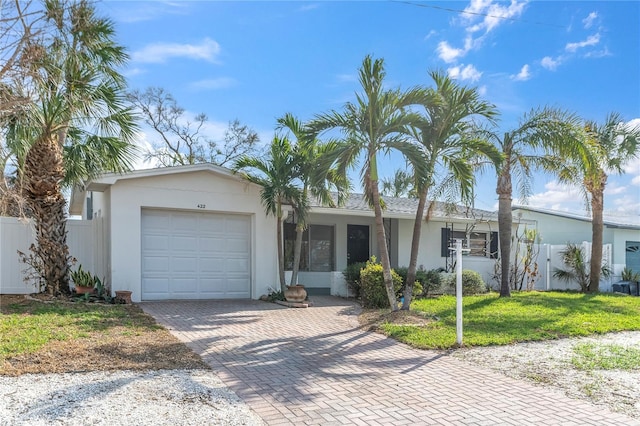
[0,217,105,294]
[511,242,613,292]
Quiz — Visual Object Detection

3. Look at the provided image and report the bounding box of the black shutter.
[490,231,499,259]
[441,228,451,257]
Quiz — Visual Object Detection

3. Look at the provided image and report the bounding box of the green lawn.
[0,299,158,360]
[381,291,640,349]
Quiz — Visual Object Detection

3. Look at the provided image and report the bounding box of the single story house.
[512,206,640,279]
[69,164,507,302]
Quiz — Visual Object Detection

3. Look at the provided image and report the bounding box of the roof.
[310,193,503,223]
[512,205,640,230]
[69,164,256,215]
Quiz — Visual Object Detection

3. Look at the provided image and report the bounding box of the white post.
[546,244,551,291]
[455,239,463,346]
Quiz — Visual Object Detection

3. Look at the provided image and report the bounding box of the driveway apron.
[141,297,638,425]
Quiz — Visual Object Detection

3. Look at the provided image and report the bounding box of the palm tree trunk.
[276,205,286,291]
[23,135,70,295]
[370,178,397,310]
[402,189,428,310]
[588,187,605,293]
[290,224,304,286]
[497,167,512,298]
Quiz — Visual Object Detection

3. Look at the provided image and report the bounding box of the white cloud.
[565,33,600,52]
[478,85,487,96]
[632,176,640,186]
[512,64,531,81]
[582,12,598,29]
[528,180,584,209]
[336,74,357,83]
[298,4,319,12]
[132,38,221,63]
[437,41,466,63]
[424,30,438,40]
[541,56,561,71]
[447,64,482,82]
[612,194,640,215]
[604,182,627,196]
[190,77,237,90]
[462,0,527,34]
[122,67,146,77]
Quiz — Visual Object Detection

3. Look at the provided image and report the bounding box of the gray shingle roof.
[310,193,499,222]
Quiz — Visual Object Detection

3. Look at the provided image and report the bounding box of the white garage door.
[141,209,251,300]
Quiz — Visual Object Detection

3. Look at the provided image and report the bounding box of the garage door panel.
[143,256,170,272]
[226,258,249,272]
[226,238,249,253]
[142,209,251,300]
[199,237,226,252]
[199,257,224,273]
[144,278,170,293]
[171,235,198,252]
[142,235,170,251]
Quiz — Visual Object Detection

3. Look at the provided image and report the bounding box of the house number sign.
[197,204,206,209]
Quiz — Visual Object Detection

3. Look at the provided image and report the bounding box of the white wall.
[0,217,104,294]
[104,170,278,302]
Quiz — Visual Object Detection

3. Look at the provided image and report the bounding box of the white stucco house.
[512,206,640,279]
[69,164,505,302]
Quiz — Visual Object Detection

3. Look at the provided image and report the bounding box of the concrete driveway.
[141,297,638,425]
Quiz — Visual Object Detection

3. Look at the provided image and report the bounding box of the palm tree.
[488,108,583,297]
[7,0,138,295]
[309,55,427,310]
[381,169,415,198]
[234,135,303,291]
[559,113,640,292]
[402,71,499,309]
[553,243,611,292]
[276,113,348,287]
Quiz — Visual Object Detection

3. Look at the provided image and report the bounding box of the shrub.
[441,270,488,295]
[394,266,425,298]
[359,257,403,308]
[343,261,366,298]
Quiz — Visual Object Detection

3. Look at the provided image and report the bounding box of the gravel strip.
[452,331,640,418]
[0,369,264,426]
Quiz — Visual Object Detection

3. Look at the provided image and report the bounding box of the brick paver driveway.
[141,297,638,425]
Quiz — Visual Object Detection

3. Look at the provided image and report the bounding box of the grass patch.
[572,342,640,371]
[0,295,208,375]
[370,291,640,349]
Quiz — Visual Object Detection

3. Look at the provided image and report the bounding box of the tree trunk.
[276,206,286,291]
[402,188,428,310]
[588,186,605,293]
[370,178,397,310]
[23,135,70,295]
[496,163,512,298]
[290,223,304,286]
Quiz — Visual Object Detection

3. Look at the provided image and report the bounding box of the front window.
[452,230,489,257]
[284,223,335,271]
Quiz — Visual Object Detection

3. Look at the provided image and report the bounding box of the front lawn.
[367,291,640,349]
[0,295,208,375]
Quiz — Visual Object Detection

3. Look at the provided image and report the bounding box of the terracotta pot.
[75,286,94,295]
[115,290,133,304]
[284,285,307,303]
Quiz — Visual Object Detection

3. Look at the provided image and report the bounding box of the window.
[284,224,335,271]
[442,228,497,258]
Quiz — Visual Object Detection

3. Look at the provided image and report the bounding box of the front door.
[347,225,369,265]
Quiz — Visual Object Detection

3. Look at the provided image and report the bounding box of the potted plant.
[70,265,97,295]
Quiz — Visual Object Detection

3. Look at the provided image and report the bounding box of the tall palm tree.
[276,113,348,287]
[559,113,640,292]
[8,0,138,295]
[402,71,499,310]
[309,55,427,310]
[234,135,303,291]
[488,108,583,297]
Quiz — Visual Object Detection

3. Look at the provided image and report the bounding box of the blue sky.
[98,0,640,217]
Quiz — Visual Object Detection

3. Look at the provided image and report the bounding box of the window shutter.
[490,231,499,259]
[441,228,451,257]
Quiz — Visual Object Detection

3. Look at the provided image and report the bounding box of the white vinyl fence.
[0,216,105,294]
[510,242,613,292]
